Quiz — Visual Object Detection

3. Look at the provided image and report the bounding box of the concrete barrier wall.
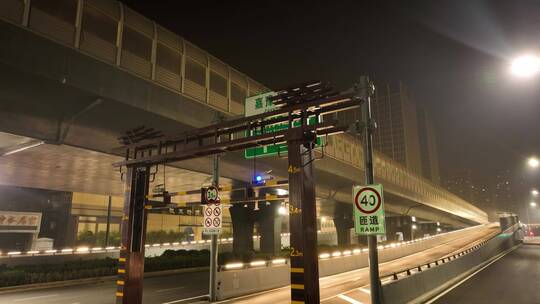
[216,224,495,300]
[382,227,521,304]
[216,264,290,300]
[320,224,492,277]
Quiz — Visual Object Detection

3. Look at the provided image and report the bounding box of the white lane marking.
[213,285,290,303]
[358,287,371,294]
[424,245,519,304]
[156,286,185,293]
[338,294,363,304]
[162,294,208,304]
[13,294,59,302]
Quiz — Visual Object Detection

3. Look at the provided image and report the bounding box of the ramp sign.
[353,184,386,235]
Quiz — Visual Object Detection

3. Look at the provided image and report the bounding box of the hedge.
[0,249,208,287]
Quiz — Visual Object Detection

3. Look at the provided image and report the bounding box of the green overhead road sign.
[353,184,386,235]
[244,92,322,159]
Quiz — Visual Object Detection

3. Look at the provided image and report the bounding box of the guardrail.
[381,224,522,304]
[219,225,490,272]
[382,240,489,283]
[381,223,516,284]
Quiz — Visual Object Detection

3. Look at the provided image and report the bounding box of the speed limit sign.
[203,186,219,204]
[353,184,386,235]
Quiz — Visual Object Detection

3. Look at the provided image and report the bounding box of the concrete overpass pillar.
[385,216,413,241]
[257,202,282,255]
[417,223,437,237]
[229,204,255,254]
[333,202,353,247]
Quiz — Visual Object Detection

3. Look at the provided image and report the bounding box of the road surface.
[432,244,540,304]
[0,225,499,304]
[0,271,208,304]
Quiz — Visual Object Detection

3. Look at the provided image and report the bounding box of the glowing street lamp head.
[531,202,537,208]
[528,157,540,168]
[532,189,539,196]
[511,55,540,78]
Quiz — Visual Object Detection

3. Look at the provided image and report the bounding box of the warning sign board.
[353,184,386,235]
[203,187,222,235]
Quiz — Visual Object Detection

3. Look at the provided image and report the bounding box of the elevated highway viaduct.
[0,0,487,255]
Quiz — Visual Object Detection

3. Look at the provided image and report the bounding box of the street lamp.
[528,157,539,168]
[532,189,539,196]
[531,202,537,208]
[511,55,540,78]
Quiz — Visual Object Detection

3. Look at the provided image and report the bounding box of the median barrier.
[216,264,289,300]
[216,224,496,300]
[382,225,521,304]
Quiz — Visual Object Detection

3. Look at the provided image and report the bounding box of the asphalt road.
[433,244,540,304]
[0,271,209,304]
[0,224,499,304]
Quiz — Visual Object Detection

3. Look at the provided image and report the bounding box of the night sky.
[124,0,540,214]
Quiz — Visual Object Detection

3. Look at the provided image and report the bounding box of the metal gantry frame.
[112,78,377,304]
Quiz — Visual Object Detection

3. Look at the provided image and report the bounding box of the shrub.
[0,250,212,287]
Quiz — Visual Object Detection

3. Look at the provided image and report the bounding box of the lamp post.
[528,157,539,169]
[510,55,540,78]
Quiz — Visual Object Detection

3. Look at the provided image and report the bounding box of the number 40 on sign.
[353,184,386,235]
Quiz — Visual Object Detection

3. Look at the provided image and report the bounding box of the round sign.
[205,218,212,227]
[213,207,221,216]
[205,186,219,204]
[213,218,221,227]
[205,207,213,217]
[354,187,382,214]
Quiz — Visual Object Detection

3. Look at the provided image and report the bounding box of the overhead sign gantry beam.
[112,79,373,304]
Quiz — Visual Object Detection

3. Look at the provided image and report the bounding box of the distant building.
[491,169,519,213]
[444,168,474,202]
[335,81,441,183]
[417,107,441,184]
[443,168,497,219]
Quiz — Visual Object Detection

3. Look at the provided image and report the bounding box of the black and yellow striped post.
[116,166,150,304]
[287,128,320,303]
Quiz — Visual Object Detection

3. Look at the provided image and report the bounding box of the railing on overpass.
[0,0,487,224]
[0,0,266,116]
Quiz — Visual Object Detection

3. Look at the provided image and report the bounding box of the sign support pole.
[209,113,221,302]
[287,127,320,304]
[358,76,382,304]
[116,166,150,304]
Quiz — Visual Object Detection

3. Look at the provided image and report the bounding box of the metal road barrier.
[214,225,494,300]
[381,224,523,304]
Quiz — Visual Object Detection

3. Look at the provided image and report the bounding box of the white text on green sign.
[244,92,323,159]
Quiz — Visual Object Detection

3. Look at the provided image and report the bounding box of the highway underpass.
[0,224,500,304]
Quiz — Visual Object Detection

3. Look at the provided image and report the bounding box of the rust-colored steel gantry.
[112,79,374,304]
